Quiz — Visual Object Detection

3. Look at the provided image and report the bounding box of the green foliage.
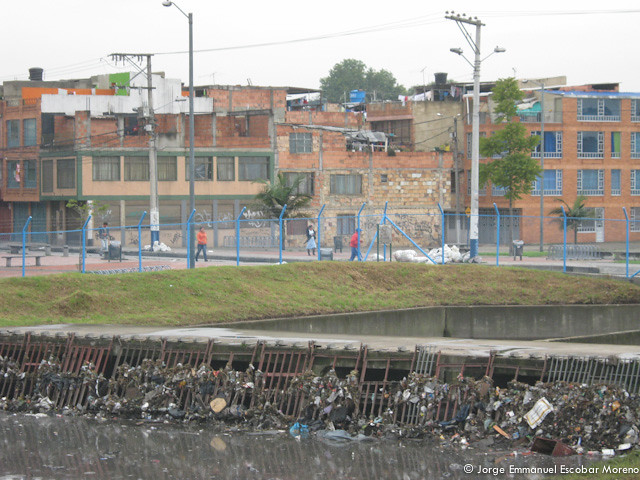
[549,195,593,244]
[252,172,311,219]
[320,59,406,103]
[66,200,111,222]
[0,264,638,327]
[478,78,542,244]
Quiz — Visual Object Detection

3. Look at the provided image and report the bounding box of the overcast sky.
[2,1,639,92]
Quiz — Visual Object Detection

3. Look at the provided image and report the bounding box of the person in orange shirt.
[196,226,208,262]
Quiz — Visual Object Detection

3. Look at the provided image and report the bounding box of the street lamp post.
[163,0,195,268]
[446,12,504,260]
[524,79,546,252]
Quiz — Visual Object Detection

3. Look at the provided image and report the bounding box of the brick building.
[1,70,456,250]
[466,78,640,245]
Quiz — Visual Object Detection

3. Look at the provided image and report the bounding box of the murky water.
[0,413,598,479]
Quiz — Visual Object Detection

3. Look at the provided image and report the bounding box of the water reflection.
[0,413,596,479]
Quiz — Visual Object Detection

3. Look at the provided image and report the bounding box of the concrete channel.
[1,303,640,426]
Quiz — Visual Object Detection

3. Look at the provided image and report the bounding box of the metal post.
[186,209,195,269]
[21,216,32,278]
[561,206,567,273]
[316,204,325,261]
[236,206,246,266]
[437,203,445,265]
[278,205,288,265]
[623,207,629,278]
[356,203,366,261]
[81,215,92,274]
[493,203,500,267]
[383,201,388,261]
[539,84,545,252]
[187,11,195,269]
[137,211,147,272]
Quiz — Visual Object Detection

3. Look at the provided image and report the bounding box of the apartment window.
[92,156,120,181]
[532,169,563,196]
[532,131,562,158]
[283,172,314,195]
[217,157,235,181]
[24,160,37,188]
[7,120,19,148]
[577,98,620,121]
[577,169,604,196]
[611,132,621,159]
[124,156,149,181]
[632,100,640,122]
[632,133,640,159]
[158,156,177,181]
[577,207,602,233]
[238,156,269,181]
[577,131,604,159]
[491,184,507,196]
[336,215,355,235]
[631,207,640,232]
[57,158,76,189]
[42,160,53,193]
[7,161,20,189]
[23,119,37,146]
[611,169,621,196]
[632,170,640,196]
[187,157,213,181]
[330,174,362,195]
[289,132,312,153]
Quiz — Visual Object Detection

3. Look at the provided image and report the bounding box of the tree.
[479,77,541,246]
[252,173,312,249]
[320,59,406,103]
[549,196,593,244]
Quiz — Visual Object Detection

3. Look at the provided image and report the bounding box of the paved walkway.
[1,241,638,278]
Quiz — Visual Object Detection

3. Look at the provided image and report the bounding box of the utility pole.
[146,55,160,248]
[110,53,159,249]
[446,13,484,260]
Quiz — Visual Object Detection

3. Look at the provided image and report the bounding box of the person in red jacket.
[196,226,208,262]
[349,229,362,261]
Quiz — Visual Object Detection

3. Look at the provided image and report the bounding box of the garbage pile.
[1,357,638,455]
[393,245,468,264]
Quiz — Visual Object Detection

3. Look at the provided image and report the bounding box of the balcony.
[517,111,563,124]
[577,114,620,122]
[578,151,604,159]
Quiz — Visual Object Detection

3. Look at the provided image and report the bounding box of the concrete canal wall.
[229,304,640,341]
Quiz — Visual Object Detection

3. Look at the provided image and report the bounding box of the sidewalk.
[0,241,638,279]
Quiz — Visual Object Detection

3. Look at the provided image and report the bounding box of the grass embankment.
[1,262,639,327]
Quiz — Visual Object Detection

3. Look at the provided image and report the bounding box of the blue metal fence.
[2,204,640,279]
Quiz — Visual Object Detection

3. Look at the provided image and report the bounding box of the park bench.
[2,254,44,267]
[8,242,49,255]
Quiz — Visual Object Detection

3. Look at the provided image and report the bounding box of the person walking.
[349,229,362,261]
[195,226,208,262]
[305,225,317,256]
[98,222,110,254]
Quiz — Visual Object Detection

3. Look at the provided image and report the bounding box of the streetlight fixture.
[446,12,505,260]
[162,0,196,268]
[523,79,546,252]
